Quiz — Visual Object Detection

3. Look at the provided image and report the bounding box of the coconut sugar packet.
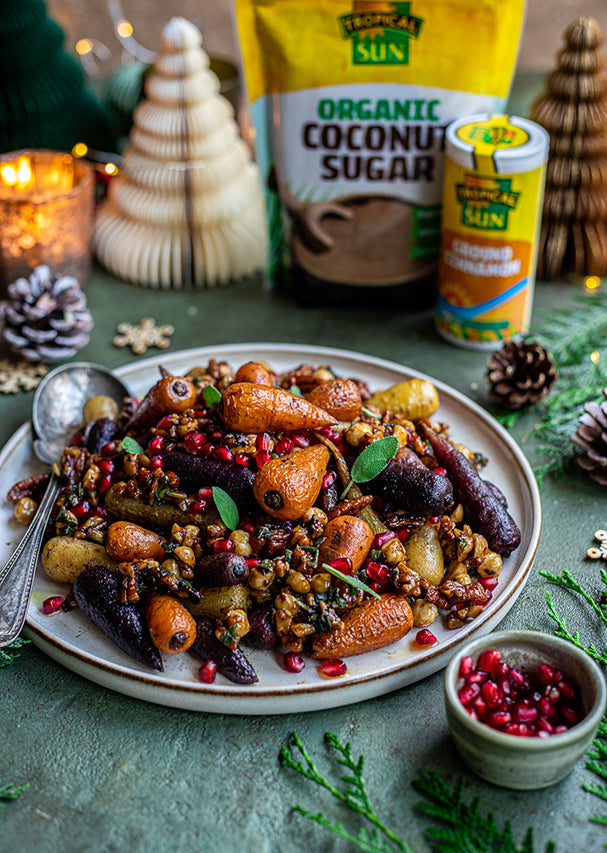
[234,0,526,305]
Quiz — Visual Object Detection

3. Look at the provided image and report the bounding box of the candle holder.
[0,149,94,297]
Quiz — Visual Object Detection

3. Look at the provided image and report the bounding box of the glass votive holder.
[0,149,94,296]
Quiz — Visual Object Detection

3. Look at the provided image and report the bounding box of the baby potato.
[82,395,120,426]
[405,523,444,586]
[367,378,439,420]
[41,536,117,584]
[185,584,250,619]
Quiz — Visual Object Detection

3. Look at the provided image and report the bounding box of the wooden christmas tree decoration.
[0,0,118,153]
[530,16,607,281]
[94,17,267,289]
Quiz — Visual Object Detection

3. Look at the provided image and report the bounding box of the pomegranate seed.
[478,648,501,674]
[458,682,481,706]
[514,704,539,724]
[466,670,488,684]
[473,696,488,720]
[322,470,337,489]
[201,443,214,456]
[184,432,206,453]
[368,581,382,592]
[98,458,114,473]
[560,705,581,724]
[198,487,213,499]
[433,466,447,476]
[366,561,389,584]
[544,684,561,703]
[98,474,112,493]
[150,455,163,469]
[283,652,305,673]
[275,437,294,454]
[459,656,474,679]
[481,680,502,707]
[256,432,271,451]
[246,557,260,568]
[466,708,479,720]
[480,576,499,591]
[493,661,511,679]
[256,450,272,468]
[487,709,512,728]
[537,662,556,686]
[72,432,85,447]
[95,506,108,519]
[210,430,225,442]
[156,415,172,430]
[416,629,438,646]
[148,435,165,453]
[292,433,310,448]
[189,499,207,513]
[320,658,347,677]
[329,557,352,574]
[537,716,555,734]
[213,539,235,552]
[558,679,575,701]
[509,668,530,691]
[198,660,217,683]
[555,725,569,734]
[213,446,234,463]
[100,441,117,457]
[42,596,64,615]
[240,518,255,532]
[397,528,412,542]
[373,531,396,548]
[72,500,90,518]
[193,409,208,418]
[234,452,250,466]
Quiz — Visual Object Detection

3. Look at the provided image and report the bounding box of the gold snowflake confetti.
[113,318,174,355]
[587,530,607,561]
[0,358,48,394]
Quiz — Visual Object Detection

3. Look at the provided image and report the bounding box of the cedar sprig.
[280,732,557,853]
[279,731,410,852]
[0,782,29,816]
[414,770,556,853]
[0,636,30,668]
[585,714,607,836]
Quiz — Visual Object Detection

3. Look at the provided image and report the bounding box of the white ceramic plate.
[0,344,541,715]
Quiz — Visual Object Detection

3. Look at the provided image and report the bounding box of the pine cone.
[0,266,93,363]
[572,389,607,485]
[486,341,557,410]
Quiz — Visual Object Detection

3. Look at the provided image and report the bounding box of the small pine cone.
[572,389,607,486]
[0,265,93,363]
[486,341,556,410]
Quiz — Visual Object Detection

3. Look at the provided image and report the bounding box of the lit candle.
[0,149,94,296]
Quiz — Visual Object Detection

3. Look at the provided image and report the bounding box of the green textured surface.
[1,72,606,852]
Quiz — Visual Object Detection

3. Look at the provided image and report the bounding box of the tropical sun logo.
[455,174,520,231]
[338,1,423,65]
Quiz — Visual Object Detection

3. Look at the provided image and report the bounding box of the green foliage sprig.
[0,781,29,820]
[495,289,607,485]
[0,636,30,668]
[280,732,556,853]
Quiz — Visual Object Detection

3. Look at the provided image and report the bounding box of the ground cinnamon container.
[436,114,549,349]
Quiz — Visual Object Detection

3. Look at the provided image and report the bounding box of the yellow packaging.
[234,0,526,305]
[437,114,549,349]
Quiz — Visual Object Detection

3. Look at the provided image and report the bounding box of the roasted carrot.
[317,514,374,574]
[311,593,413,658]
[220,383,336,433]
[253,444,330,520]
[125,370,197,433]
[145,593,197,655]
[106,521,166,563]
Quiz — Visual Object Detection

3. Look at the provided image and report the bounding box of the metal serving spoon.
[0,362,130,647]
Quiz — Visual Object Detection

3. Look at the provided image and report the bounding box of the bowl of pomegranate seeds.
[444,630,606,790]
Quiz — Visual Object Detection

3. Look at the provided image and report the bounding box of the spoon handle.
[0,474,62,647]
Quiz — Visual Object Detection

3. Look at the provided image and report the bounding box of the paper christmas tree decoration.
[530,16,607,280]
[94,17,267,289]
[0,0,118,153]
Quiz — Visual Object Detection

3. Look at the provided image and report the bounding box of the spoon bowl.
[0,362,130,646]
[32,362,130,465]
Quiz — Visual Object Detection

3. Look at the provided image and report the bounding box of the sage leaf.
[203,383,222,408]
[212,486,239,531]
[350,435,398,483]
[322,563,380,600]
[120,436,145,455]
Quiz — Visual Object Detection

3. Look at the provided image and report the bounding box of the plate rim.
[3,342,541,714]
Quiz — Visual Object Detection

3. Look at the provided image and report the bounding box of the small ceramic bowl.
[444,630,606,790]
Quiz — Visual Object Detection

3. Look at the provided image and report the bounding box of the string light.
[72,143,89,159]
[590,351,600,363]
[584,275,602,291]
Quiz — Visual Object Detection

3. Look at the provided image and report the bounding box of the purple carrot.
[418,421,521,556]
